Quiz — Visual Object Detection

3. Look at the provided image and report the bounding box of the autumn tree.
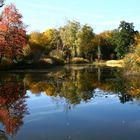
[0,3,26,63]
[124,33,140,68]
[27,32,46,61]
[60,20,80,60]
[43,29,62,56]
[27,30,59,62]
[43,29,64,59]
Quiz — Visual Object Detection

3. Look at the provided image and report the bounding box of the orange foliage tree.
[0,3,26,63]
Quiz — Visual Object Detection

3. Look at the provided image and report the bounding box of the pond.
[0,65,140,140]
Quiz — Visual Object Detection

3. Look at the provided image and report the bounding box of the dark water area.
[0,65,140,140]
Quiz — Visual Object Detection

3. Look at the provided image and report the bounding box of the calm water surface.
[0,65,140,140]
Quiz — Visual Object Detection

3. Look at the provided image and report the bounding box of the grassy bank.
[106,60,124,67]
[93,59,124,67]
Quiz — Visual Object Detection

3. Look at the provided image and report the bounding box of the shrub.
[40,57,64,65]
[51,57,65,65]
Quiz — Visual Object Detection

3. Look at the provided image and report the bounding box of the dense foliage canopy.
[0,3,139,68]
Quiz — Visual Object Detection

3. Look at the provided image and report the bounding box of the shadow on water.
[0,65,140,139]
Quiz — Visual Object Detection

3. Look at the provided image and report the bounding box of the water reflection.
[0,65,140,139]
[0,75,28,137]
[24,66,140,104]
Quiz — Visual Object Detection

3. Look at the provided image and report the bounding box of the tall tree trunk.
[98,38,101,61]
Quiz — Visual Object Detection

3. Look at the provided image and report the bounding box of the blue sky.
[3,0,140,33]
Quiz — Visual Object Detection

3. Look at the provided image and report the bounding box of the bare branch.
[0,0,5,7]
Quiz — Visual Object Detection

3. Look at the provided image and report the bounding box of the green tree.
[76,24,95,60]
[113,21,137,58]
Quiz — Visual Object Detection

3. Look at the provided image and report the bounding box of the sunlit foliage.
[0,4,26,63]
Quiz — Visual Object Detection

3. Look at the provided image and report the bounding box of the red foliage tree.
[0,3,26,63]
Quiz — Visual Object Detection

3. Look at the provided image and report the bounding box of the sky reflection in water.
[0,65,140,140]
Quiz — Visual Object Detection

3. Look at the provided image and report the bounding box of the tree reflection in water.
[24,65,140,105]
[1,66,140,137]
[0,74,28,137]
